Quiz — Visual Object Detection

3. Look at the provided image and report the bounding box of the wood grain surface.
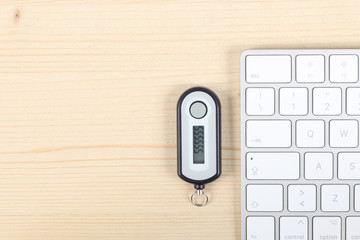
[0,0,359,239]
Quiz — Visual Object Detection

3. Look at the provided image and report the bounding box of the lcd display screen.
[193,126,205,164]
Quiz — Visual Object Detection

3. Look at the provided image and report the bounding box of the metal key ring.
[191,189,208,207]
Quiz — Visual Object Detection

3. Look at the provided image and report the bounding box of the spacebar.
[246,120,292,148]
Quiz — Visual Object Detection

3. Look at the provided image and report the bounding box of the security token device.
[241,49,360,240]
[177,87,221,207]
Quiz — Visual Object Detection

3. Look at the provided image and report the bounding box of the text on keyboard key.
[313,217,341,240]
[296,55,325,83]
[280,217,308,240]
[246,152,300,180]
[305,152,333,180]
[247,217,275,240]
[246,185,283,212]
[246,120,291,148]
[321,185,350,212]
[246,55,291,83]
[313,88,341,115]
[330,120,358,148]
[279,88,308,115]
[288,185,316,212]
[338,152,360,180]
[246,88,275,115]
[296,120,325,148]
[346,217,360,239]
[330,54,359,83]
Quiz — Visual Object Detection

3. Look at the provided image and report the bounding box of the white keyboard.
[241,50,360,240]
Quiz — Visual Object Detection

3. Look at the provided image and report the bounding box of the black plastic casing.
[177,87,221,186]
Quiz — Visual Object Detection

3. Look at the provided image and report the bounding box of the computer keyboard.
[240,50,360,240]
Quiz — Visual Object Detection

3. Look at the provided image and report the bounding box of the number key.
[313,88,341,115]
[347,88,360,115]
[279,88,308,115]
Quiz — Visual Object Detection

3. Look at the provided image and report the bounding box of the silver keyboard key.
[313,87,341,116]
[346,88,360,115]
[346,217,360,239]
[321,185,350,212]
[246,55,291,83]
[354,185,360,211]
[329,120,358,148]
[247,217,275,240]
[246,88,275,115]
[279,88,308,115]
[288,185,316,212]
[296,55,325,83]
[246,120,291,148]
[330,55,358,83]
[246,185,283,212]
[280,217,308,240]
[304,152,333,180]
[338,152,360,180]
[246,152,300,180]
[313,217,341,240]
[296,120,325,148]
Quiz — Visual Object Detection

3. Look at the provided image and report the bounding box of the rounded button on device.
[190,101,207,119]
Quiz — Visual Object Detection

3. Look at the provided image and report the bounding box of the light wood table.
[0,1,358,239]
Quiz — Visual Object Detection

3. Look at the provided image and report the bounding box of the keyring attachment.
[191,189,208,207]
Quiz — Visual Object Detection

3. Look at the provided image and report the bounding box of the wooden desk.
[0,1,358,239]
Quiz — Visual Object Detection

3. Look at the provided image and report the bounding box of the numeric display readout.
[193,126,205,164]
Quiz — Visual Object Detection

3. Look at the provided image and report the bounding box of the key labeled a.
[305,152,333,180]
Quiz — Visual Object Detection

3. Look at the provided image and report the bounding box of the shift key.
[246,120,292,148]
